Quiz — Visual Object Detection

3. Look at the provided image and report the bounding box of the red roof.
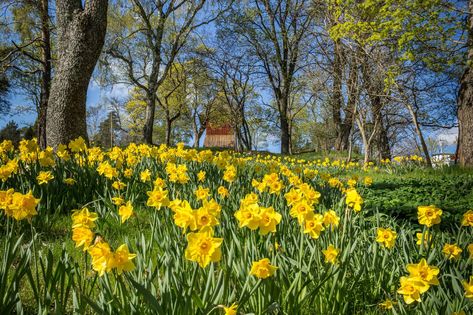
[206,123,233,136]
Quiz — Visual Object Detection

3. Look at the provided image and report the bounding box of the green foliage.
[0,121,22,146]
[362,169,473,227]
[93,111,121,148]
[329,0,464,76]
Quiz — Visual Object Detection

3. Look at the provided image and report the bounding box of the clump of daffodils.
[0,189,40,221]
[397,259,439,304]
[234,193,282,235]
[70,208,136,276]
[345,188,363,212]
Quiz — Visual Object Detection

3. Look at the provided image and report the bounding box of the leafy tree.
[0,121,21,145]
[0,0,53,148]
[223,0,314,154]
[104,0,229,144]
[93,111,121,148]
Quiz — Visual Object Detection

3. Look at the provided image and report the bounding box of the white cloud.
[103,83,131,99]
[436,127,458,145]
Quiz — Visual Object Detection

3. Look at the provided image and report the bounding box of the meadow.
[0,138,472,314]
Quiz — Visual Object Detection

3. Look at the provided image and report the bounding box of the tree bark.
[280,99,291,155]
[371,95,391,160]
[46,0,108,148]
[165,110,180,146]
[458,0,473,166]
[336,60,358,151]
[37,0,51,149]
[332,40,343,150]
[144,89,157,144]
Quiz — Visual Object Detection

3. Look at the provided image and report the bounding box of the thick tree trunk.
[458,0,473,166]
[241,115,252,150]
[46,0,108,148]
[37,0,51,149]
[280,114,290,154]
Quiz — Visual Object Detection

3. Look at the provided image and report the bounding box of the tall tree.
[46,0,108,148]
[105,0,228,145]
[226,0,313,154]
[157,62,188,146]
[0,0,53,148]
[183,57,219,148]
[93,110,121,148]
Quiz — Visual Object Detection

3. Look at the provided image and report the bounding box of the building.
[203,123,235,148]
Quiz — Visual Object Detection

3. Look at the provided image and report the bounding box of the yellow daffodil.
[442,243,462,260]
[303,213,325,239]
[185,231,222,268]
[376,227,397,249]
[416,231,433,247]
[250,258,278,279]
[462,210,473,227]
[417,205,442,227]
[37,171,54,185]
[345,188,363,212]
[72,227,94,251]
[397,276,429,304]
[88,241,113,276]
[406,259,439,286]
[322,210,340,229]
[118,201,133,223]
[140,169,151,182]
[322,245,340,265]
[147,188,170,209]
[72,208,98,229]
[217,186,229,198]
[463,276,473,299]
[222,302,237,315]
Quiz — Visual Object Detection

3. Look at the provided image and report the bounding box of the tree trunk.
[406,103,432,167]
[37,0,51,149]
[332,40,343,150]
[165,117,172,146]
[46,0,108,148]
[143,88,157,144]
[280,96,291,155]
[336,61,358,151]
[192,119,199,148]
[372,95,391,160]
[458,0,473,166]
[356,117,370,165]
